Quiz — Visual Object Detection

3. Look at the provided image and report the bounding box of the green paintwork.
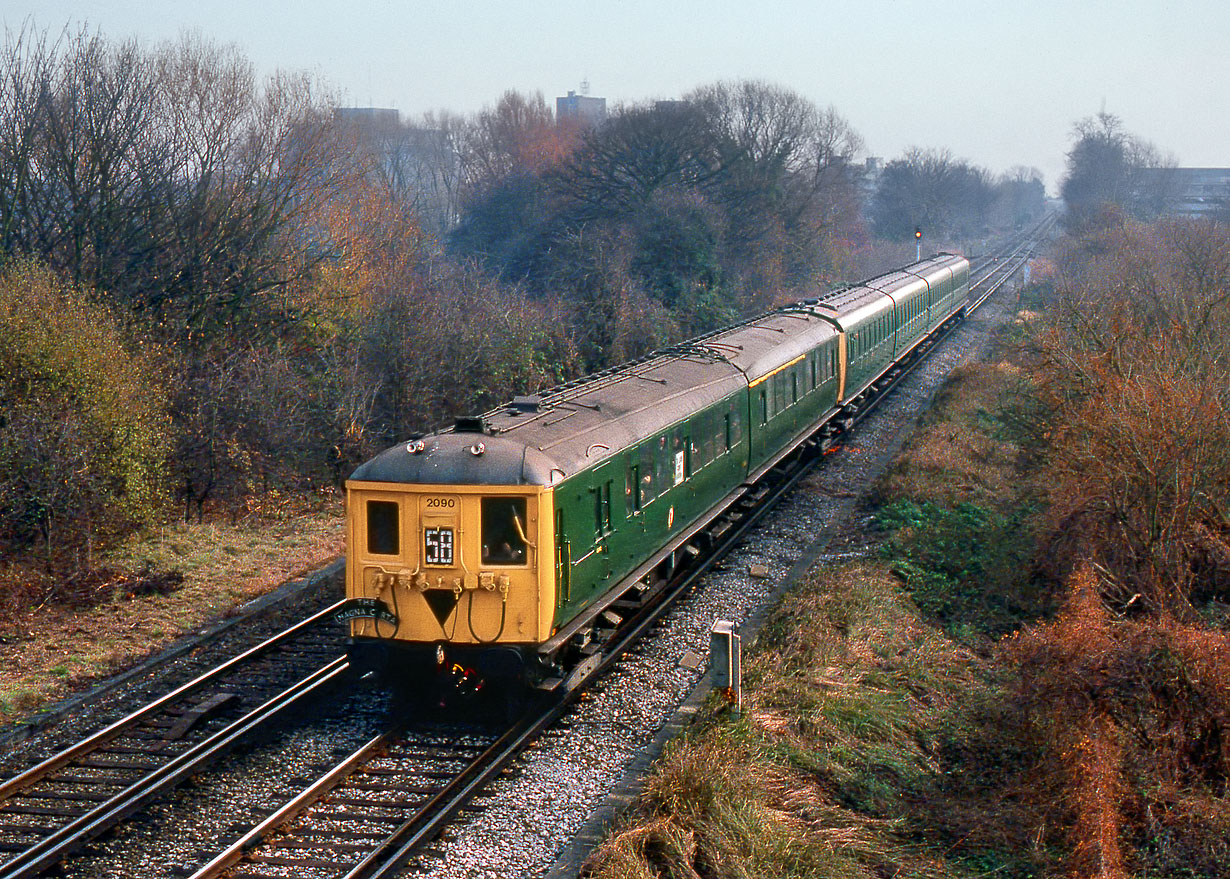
[550,347,842,627]
[547,255,969,630]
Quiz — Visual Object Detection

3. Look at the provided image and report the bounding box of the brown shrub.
[1009,563,1230,876]
[1029,218,1230,614]
[1063,712,1128,879]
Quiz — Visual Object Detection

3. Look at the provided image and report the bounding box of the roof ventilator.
[454,415,491,434]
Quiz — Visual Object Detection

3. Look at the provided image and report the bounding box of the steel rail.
[966,213,1055,312]
[332,233,1049,879]
[0,599,349,803]
[180,226,1055,879]
[186,726,400,878]
[0,656,350,879]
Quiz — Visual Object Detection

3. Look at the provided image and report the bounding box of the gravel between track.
[399,285,1024,879]
[1,283,1022,879]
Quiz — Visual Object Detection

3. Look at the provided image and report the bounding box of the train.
[341,253,971,694]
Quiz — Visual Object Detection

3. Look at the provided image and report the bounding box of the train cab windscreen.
[481,497,528,565]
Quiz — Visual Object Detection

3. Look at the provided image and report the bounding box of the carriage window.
[700,412,715,466]
[481,497,528,565]
[367,501,399,555]
[626,460,640,514]
[593,482,612,535]
[640,443,658,505]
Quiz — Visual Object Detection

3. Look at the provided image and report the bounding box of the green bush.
[0,260,171,564]
[876,499,1038,635]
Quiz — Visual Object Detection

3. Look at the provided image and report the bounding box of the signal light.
[914,226,922,240]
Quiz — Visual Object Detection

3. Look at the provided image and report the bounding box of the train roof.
[695,309,839,385]
[350,349,748,486]
[811,283,893,330]
[866,271,929,298]
[912,253,968,279]
[349,255,967,488]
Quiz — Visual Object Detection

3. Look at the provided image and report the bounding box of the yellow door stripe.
[837,332,848,402]
[748,354,805,388]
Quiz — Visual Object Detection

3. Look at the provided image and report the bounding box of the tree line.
[0,24,1049,579]
[870,149,1046,240]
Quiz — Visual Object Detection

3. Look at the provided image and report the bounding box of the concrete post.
[710,619,742,716]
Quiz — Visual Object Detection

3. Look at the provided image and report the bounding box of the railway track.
[165,225,1054,879]
[0,604,350,879]
[968,213,1056,310]
[0,224,1051,878]
[188,721,502,879]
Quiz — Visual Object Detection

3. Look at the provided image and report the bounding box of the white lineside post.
[710,619,741,716]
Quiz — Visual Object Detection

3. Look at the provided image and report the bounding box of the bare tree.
[871,148,998,240]
[990,167,1048,228]
[1061,111,1176,229]
[552,101,720,220]
[0,25,359,345]
[0,22,55,257]
[455,90,579,195]
[687,79,863,231]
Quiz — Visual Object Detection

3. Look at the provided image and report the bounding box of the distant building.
[859,157,884,211]
[556,90,607,127]
[1144,167,1230,219]
[332,107,460,233]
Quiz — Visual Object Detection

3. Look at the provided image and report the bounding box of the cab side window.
[367,501,399,555]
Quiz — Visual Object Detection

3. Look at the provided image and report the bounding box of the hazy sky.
[9,0,1230,193]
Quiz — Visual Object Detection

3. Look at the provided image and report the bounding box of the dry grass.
[584,563,1044,879]
[877,361,1029,511]
[0,491,344,722]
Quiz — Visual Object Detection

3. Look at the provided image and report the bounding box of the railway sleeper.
[610,598,646,612]
[164,692,240,741]
[251,853,362,868]
[11,789,113,803]
[268,840,379,854]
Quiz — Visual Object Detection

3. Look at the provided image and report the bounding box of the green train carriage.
[343,254,970,690]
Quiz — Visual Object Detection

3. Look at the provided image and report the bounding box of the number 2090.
[425,497,455,509]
